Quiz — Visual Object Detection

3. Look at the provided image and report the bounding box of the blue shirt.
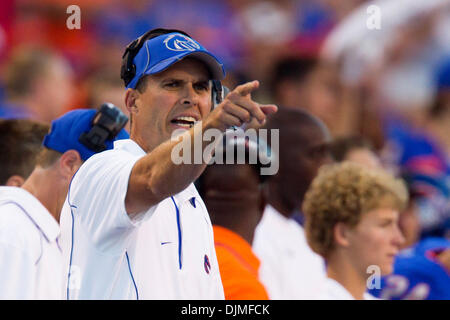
[0,102,32,119]
[384,116,450,238]
[369,238,450,300]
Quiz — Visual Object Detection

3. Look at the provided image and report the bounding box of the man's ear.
[59,150,83,180]
[5,175,25,187]
[125,89,140,115]
[333,222,351,248]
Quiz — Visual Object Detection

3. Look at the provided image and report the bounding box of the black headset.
[79,103,128,153]
[120,28,226,109]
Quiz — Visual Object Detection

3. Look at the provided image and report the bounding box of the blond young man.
[303,162,408,300]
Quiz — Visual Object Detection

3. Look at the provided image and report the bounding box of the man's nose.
[181,84,200,106]
[393,224,406,248]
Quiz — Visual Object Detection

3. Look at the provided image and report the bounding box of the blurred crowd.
[0,0,449,300]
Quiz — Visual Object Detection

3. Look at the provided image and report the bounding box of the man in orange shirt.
[197,136,272,300]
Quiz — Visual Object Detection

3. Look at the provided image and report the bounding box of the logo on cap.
[164,34,201,52]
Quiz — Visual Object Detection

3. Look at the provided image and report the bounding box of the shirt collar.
[264,205,293,225]
[0,187,60,243]
[114,139,146,157]
[325,278,355,300]
[262,205,307,245]
[325,278,377,300]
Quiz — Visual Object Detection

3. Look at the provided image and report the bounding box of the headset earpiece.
[211,80,229,110]
[211,80,222,110]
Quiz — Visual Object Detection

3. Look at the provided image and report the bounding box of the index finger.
[233,80,259,96]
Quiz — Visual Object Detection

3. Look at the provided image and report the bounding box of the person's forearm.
[125,80,277,214]
[126,120,222,214]
[146,120,221,196]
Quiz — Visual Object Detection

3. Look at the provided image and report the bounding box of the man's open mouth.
[171,116,198,129]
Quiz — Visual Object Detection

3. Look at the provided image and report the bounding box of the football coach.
[59,28,277,299]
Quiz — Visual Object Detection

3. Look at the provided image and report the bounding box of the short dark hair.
[269,56,318,100]
[3,46,57,99]
[135,74,150,93]
[0,119,50,184]
[428,91,450,118]
[329,136,374,162]
[86,68,124,107]
[262,106,326,150]
[35,147,63,169]
[196,138,271,196]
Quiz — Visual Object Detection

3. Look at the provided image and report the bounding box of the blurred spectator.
[382,57,450,239]
[197,134,271,300]
[9,0,103,74]
[329,136,381,169]
[0,119,49,186]
[369,237,450,300]
[303,162,408,300]
[268,56,352,138]
[1,46,74,122]
[84,68,129,131]
[149,0,240,69]
[0,108,128,299]
[3,0,380,117]
[94,0,241,72]
[373,7,449,114]
[320,0,368,22]
[252,107,332,299]
[269,56,318,109]
[320,0,450,150]
[321,0,450,88]
[231,0,299,88]
[396,175,422,250]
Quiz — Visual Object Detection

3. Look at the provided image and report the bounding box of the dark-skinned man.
[197,134,273,300]
[253,107,333,299]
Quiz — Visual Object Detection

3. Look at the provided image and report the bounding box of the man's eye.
[165,81,180,88]
[310,147,325,158]
[381,220,394,227]
[195,83,209,91]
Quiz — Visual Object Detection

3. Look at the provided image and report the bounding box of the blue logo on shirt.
[204,254,211,274]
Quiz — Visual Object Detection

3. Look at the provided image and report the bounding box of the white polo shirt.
[316,278,378,300]
[0,187,62,299]
[60,139,224,300]
[253,205,327,299]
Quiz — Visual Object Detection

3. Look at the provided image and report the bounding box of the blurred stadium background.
[0,0,449,240]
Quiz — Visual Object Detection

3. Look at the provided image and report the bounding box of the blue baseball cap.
[43,109,129,161]
[126,32,225,89]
